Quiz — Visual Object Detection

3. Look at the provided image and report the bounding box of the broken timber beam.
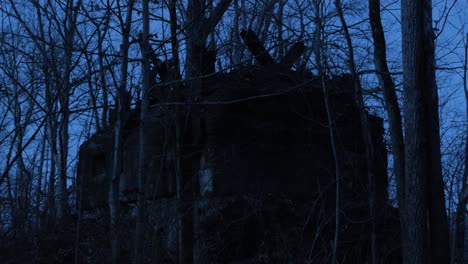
[240,29,275,66]
[279,42,306,69]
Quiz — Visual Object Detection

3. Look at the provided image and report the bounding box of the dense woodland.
[0,0,467,263]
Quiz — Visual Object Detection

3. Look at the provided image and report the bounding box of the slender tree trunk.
[110,117,121,264]
[312,2,342,262]
[36,129,47,231]
[183,1,229,262]
[134,0,150,262]
[334,1,379,262]
[233,0,241,65]
[97,8,111,128]
[454,32,468,264]
[57,0,82,223]
[168,2,190,263]
[186,0,206,80]
[322,69,342,264]
[47,109,58,228]
[180,1,232,262]
[422,1,451,262]
[84,51,101,131]
[368,0,408,260]
[110,1,136,263]
[169,0,180,77]
[275,0,285,59]
[179,1,201,261]
[57,97,70,222]
[12,90,29,236]
[454,189,466,264]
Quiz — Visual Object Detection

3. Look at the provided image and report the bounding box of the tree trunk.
[312,1,342,262]
[233,0,241,65]
[57,0,82,223]
[47,110,58,228]
[97,8,111,128]
[401,2,430,262]
[134,0,150,262]
[275,0,285,59]
[401,0,450,263]
[454,32,468,264]
[181,1,231,262]
[422,1,451,263]
[168,1,194,263]
[110,1,136,263]
[334,1,379,262]
[368,0,408,260]
[36,128,47,231]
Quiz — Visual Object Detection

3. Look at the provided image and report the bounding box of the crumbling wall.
[77,132,113,210]
[78,68,385,202]
[76,66,397,263]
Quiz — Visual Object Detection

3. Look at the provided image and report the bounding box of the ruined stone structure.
[76,64,401,263]
[75,28,399,264]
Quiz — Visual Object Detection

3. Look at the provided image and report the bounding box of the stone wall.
[76,67,398,263]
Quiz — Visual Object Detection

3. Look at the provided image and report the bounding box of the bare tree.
[401,0,450,262]
[334,1,381,262]
[311,1,343,262]
[134,0,150,262]
[179,1,232,262]
[453,32,468,264]
[109,1,136,262]
[368,0,408,261]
